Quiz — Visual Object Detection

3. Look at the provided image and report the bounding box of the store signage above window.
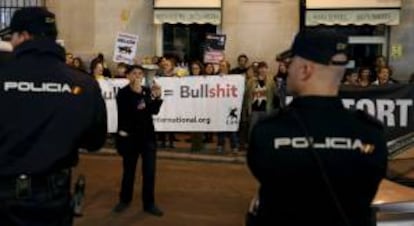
[306,9,400,26]
[154,9,221,25]
[154,0,221,8]
[306,0,401,9]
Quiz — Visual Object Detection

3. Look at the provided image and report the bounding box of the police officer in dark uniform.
[0,7,107,226]
[112,65,164,216]
[247,30,387,226]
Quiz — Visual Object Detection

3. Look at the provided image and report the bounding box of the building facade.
[45,0,299,73]
[1,0,409,80]
[300,0,413,81]
[390,0,414,81]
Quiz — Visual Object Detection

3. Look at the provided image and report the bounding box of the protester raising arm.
[113,64,164,216]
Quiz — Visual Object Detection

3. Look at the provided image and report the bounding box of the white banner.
[98,75,245,133]
[113,32,139,64]
[154,75,245,132]
[97,78,129,133]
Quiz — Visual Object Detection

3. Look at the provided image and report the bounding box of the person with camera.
[0,7,107,226]
[247,29,387,226]
[113,65,164,217]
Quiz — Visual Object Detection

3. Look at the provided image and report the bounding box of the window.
[0,0,46,30]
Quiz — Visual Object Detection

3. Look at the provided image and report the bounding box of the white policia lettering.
[274,137,375,154]
[3,81,73,93]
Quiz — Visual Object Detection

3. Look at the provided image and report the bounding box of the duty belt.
[0,168,71,199]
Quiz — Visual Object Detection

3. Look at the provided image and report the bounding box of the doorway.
[163,24,217,63]
[348,36,387,68]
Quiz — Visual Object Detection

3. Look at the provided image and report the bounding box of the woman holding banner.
[189,61,206,152]
[113,65,164,217]
[217,60,240,153]
[157,56,179,148]
[202,62,217,144]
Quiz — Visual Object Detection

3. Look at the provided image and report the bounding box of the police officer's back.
[247,30,387,226]
[0,7,106,226]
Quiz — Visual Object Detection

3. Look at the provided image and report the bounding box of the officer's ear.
[300,60,315,82]
[18,31,33,41]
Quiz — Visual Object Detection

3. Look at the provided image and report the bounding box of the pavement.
[71,137,414,226]
[90,147,247,164]
[74,135,254,226]
[95,134,248,164]
[73,155,257,226]
[73,152,414,226]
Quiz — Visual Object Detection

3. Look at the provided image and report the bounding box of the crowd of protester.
[64,51,413,154]
[341,56,399,87]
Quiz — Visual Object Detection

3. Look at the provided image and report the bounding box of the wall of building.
[94,0,155,61]
[222,0,299,72]
[47,0,95,56]
[390,1,414,81]
[47,0,155,69]
[47,0,299,72]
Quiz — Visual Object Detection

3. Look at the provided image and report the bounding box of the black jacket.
[0,51,13,67]
[116,85,162,141]
[248,96,387,226]
[230,67,247,75]
[0,39,107,176]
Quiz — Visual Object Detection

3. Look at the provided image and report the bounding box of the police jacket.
[247,96,387,226]
[116,85,162,141]
[0,39,107,176]
[0,51,13,67]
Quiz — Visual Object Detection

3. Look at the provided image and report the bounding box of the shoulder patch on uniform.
[353,109,384,129]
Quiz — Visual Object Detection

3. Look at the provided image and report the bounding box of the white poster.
[113,32,139,64]
[98,76,245,133]
[203,34,226,64]
[154,75,245,132]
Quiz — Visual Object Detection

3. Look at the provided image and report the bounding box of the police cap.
[0,7,58,40]
[277,29,349,66]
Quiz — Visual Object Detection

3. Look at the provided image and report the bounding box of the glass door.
[348,36,387,68]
